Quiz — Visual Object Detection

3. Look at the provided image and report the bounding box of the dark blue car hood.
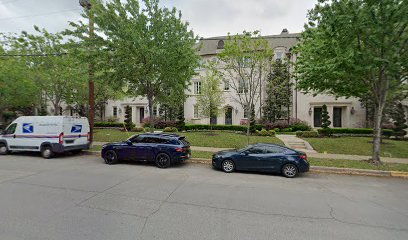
[215,150,239,157]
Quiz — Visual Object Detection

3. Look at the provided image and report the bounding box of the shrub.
[281,127,293,132]
[240,119,248,125]
[163,127,178,132]
[106,117,118,122]
[185,124,247,132]
[317,128,393,136]
[133,127,144,132]
[142,116,161,128]
[124,106,134,130]
[318,128,332,136]
[94,122,124,128]
[296,131,319,138]
[144,127,151,133]
[156,120,178,129]
[255,129,275,136]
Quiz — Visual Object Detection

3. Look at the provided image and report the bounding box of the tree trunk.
[53,103,60,116]
[246,119,250,146]
[372,97,387,164]
[147,93,154,132]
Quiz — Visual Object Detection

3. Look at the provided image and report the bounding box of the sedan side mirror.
[242,151,249,156]
[126,140,132,146]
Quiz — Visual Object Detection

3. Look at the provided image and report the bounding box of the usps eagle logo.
[22,123,34,133]
[71,125,82,133]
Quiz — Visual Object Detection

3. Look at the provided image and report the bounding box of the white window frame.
[194,81,202,94]
[224,80,230,91]
[113,106,118,117]
[193,105,199,118]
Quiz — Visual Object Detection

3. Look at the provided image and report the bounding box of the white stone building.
[103,29,373,128]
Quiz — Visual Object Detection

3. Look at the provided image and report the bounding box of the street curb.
[83,152,407,179]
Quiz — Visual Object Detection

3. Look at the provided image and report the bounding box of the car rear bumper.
[51,143,90,153]
[298,162,310,173]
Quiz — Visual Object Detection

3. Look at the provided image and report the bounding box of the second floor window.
[113,106,118,117]
[238,80,248,93]
[194,81,202,94]
[224,80,230,91]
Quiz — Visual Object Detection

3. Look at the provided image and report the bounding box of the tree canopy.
[67,0,199,124]
[294,0,408,163]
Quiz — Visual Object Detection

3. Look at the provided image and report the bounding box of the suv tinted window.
[5,123,17,135]
[265,146,285,154]
[129,135,144,143]
[144,137,167,144]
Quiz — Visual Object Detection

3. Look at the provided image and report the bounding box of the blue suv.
[101,133,191,168]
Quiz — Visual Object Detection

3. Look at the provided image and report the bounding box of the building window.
[224,80,230,91]
[194,81,202,94]
[194,105,199,118]
[238,80,248,93]
[153,106,158,116]
[276,52,283,60]
[243,105,249,118]
[113,106,118,117]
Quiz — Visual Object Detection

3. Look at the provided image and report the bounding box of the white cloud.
[0,0,317,37]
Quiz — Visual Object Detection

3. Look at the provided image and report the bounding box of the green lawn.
[304,137,408,158]
[309,158,408,172]
[93,129,283,149]
[189,151,408,172]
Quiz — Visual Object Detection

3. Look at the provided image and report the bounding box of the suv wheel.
[0,143,8,155]
[282,164,298,178]
[41,146,54,159]
[104,150,118,165]
[222,159,235,173]
[155,153,171,168]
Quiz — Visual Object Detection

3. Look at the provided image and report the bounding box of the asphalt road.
[0,153,407,240]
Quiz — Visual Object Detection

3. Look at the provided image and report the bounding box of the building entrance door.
[225,107,233,125]
[139,107,144,123]
[333,107,342,127]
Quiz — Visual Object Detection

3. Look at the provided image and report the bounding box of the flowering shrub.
[240,119,248,125]
[142,116,161,128]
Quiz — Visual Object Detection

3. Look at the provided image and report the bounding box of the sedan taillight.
[299,154,308,161]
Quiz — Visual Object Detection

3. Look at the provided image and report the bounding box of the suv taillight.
[299,154,308,161]
[58,132,64,144]
[175,148,183,152]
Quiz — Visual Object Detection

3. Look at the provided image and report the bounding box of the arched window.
[217,40,224,49]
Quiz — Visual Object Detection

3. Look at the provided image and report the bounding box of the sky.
[0,0,317,37]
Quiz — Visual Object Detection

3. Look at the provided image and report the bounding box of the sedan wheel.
[222,159,235,173]
[104,150,118,165]
[155,153,171,168]
[282,164,298,178]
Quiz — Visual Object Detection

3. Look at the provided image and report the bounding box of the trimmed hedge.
[94,122,124,128]
[317,128,393,136]
[255,129,275,136]
[185,124,248,132]
[296,131,319,138]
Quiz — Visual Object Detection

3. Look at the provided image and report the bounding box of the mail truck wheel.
[41,146,54,159]
[0,143,8,155]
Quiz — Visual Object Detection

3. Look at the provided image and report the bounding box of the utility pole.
[79,0,95,142]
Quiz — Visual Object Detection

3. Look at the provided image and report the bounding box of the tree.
[218,31,274,144]
[196,61,224,130]
[0,45,40,120]
[124,105,133,131]
[263,60,292,122]
[249,104,256,134]
[67,0,199,127]
[294,0,408,163]
[320,104,332,136]
[6,27,86,116]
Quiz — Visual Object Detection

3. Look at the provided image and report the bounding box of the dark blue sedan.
[101,133,191,168]
[212,143,309,178]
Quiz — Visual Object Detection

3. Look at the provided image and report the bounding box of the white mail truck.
[0,116,90,158]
